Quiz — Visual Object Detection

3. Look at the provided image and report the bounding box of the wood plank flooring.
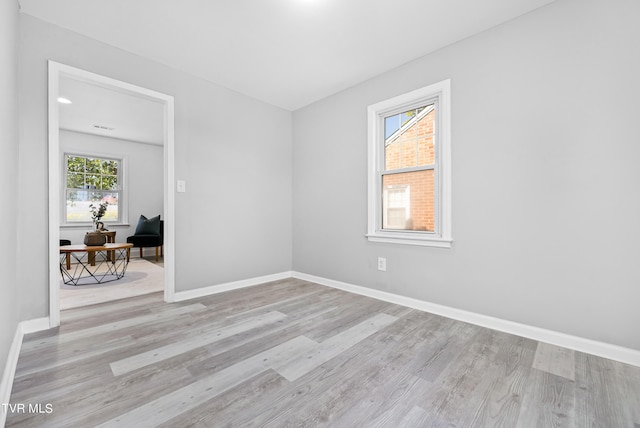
[6,278,640,427]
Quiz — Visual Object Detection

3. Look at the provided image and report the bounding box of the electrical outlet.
[377,257,387,271]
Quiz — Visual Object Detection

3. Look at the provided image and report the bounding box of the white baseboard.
[173,271,293,302]
[1,326,22,427]
[21,318,51,334]
[1,317,50,427]
[292,271,640,368]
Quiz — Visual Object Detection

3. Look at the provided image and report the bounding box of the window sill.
[61,223,130,229]
[366,233,452,248]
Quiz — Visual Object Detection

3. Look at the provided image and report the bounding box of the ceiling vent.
[93,124,115,131]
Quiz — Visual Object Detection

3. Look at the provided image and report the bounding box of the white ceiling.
[20,0,556,111]
[59,76,165,145]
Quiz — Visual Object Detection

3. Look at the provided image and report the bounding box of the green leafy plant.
[89,201,109,225]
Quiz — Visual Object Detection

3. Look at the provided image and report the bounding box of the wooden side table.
[100,230,116,262]
[100,230,116,243]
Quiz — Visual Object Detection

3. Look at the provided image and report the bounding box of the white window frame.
[61,152,128,227]
[367,79,452,248]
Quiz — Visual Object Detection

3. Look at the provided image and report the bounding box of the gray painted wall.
[293,0,640,350]
[18,14,293,320]
[59,130,163,247]
[0,0,20,376]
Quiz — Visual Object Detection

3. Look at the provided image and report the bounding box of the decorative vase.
[84,231,106,246]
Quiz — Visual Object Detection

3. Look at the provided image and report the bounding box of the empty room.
[1,0,639,426]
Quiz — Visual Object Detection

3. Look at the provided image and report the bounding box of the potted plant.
[89,201,109,231]
[84,201,109,246]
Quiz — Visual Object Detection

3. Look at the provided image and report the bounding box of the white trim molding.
[48,61,176,325]
[173,271,294,302]
[292,272,640,368]
[20,318,51,335]
[0,328,22,427]
[367,79,452,248]
[1,318,50,427]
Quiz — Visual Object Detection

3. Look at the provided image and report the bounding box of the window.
[383,185,410,229]
[367,79,452,247]
[64,154,123,224]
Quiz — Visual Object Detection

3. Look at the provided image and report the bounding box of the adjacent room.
[57,74,165,309]
[1,0,639,426]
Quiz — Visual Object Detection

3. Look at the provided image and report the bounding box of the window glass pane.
[67,156,85,173]
[385,104,435,170]
[66,190,120,222]
[67,172,84,188]
[86,174,101,189]
[102,193,119,221]
[382,170,434,232]
[102,175,118,190]
[384,115,400,139]
[66,189,93,222]
[86,158,102,174]
[102,160,118,176]
[65,154,122,223]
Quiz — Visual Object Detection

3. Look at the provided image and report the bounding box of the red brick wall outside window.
[383,108,435,232]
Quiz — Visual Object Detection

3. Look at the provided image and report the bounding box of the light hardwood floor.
[7,278,640,427]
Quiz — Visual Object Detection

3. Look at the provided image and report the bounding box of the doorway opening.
[48,61,176,326]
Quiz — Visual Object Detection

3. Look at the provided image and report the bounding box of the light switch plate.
[177,180,186,193]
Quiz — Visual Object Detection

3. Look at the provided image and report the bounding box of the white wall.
[18,14,293,320]
[293,0,640,350]
[59,130,163,246]
[0,0,20,380]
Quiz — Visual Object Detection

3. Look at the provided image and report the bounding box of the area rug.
[60,258,164,310]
